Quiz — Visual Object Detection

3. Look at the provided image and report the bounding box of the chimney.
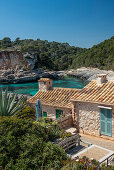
[97,74,107,85]
[38,78,53,91]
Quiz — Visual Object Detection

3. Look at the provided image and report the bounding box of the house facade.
[28,78,79,120]
[71,75,114,140]
[28,75,114,140]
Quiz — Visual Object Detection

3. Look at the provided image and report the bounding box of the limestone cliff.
[0,50,37,70]
[0,50,62,83]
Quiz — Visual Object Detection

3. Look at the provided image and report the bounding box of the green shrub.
[0,117,67,169]
[16,105,35,120]
[60,129,72,140]
[34,117,60,140]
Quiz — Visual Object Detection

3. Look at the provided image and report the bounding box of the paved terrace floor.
[80,134,114,151]
[65,128,114,151]
[65,128,114,164]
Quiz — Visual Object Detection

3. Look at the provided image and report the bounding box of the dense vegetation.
[0,36,114,70]
[0,117,67,169]
[72,36,114,70]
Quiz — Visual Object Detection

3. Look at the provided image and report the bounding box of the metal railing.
[97,153,114,168]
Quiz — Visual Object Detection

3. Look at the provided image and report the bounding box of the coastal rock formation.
[0,50,37,71]
[66,67,114,82]
[0,69,63,84]
[0,49,113,84]
[0,50,64,83]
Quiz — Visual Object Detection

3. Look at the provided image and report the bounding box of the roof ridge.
[53,87,80,91]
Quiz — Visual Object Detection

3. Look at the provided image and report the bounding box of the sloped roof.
[71,80,114,105]
[28,87,80,108]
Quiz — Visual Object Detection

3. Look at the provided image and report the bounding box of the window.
[43,112,47,117]
[56,110,63,118]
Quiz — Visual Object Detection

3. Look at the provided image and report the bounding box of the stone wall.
[31,103,71,120]
[39,80,53,91]
[73,102,114,139]
[56,114,73,129]
[42,105,71,120]
[76,102,100,136]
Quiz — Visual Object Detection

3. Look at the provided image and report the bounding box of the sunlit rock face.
[0,50,25,70]
[0,50,37,71]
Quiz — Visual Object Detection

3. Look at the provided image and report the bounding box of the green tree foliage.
[0,89,27,116]
[0,37,12,48]
[0,117,67,169]
[0,36,113,70]
[72,36,114,70]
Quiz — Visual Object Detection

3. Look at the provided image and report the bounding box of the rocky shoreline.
[66,67,114,82]
[0,69,64,84]
[0,67,114,84]
[0,50,113,84]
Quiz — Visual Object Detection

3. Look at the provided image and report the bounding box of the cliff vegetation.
[0,36,114,70]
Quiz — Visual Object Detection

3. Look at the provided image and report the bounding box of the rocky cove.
[0,69,65,84]
[0,50,63,83]
[0,50,114,84]
[0,68,114,85]
[66,67,114,82]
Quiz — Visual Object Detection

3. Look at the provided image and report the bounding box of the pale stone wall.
[56,114,73,129]
[75,102,100,136]
[39,80,53,91]
[42,105,71,120]
[39,82,47,91]
[30,103,71,120]
[74,102,114,139]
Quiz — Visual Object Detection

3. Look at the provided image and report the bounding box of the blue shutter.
[100,108,106,135]
[100,108,112,137]
[106,109,112,136]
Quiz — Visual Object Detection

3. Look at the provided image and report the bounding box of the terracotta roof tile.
[28,80,114,108]
[71,80,114,105]
[28,87,80,108]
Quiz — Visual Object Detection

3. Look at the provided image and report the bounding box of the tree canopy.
[0,36,113,70]
[0,117,67,169]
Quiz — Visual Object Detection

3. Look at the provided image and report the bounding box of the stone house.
[28,75,114,140]
[28,78,79,120]
[71,74,114,140]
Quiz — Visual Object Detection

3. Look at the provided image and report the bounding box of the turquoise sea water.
[0,77,86,96]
